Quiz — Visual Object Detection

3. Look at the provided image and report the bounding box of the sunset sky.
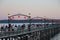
[0,0,60,19]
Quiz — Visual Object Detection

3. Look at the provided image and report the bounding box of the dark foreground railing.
[0,25,60,39]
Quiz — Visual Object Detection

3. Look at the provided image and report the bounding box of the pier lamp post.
[28,13,31,31]
[8,14,10,24]
[8,14,11,27]
[51,19,54,28]
[43,19,45,29]
[8,14,12,32]
[8,14,11,40]
[52,20,53,25]
[42,18,45,29]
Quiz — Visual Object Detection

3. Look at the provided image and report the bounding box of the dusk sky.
[0,0,60,19]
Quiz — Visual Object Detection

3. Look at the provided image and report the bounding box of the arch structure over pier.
[8,14,29,18]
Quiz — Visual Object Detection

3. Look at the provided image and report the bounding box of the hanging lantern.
[9,16,14,20]
[18,16,20,19]
[11,16,14,19]
[24,16,26,20]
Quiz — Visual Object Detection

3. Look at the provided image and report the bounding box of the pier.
[0,14,60,40]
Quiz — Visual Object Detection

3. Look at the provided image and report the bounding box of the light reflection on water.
[50,33,60,40]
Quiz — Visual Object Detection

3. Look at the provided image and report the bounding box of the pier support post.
[14,37,17,40]
[1,38,3,40]
[8,37,10,40]
[5,38,7,40]
[11,37,13,40]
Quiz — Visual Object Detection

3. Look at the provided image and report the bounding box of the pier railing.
[0,24,60,39]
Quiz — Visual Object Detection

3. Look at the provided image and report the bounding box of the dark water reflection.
[50,33,60,40]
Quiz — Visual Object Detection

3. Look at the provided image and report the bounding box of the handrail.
[0,26,60,38]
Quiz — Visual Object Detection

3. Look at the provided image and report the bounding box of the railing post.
[1,38,3,40]
[5,38,7,40]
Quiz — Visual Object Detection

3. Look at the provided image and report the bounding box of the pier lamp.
[52,19,54,28]
[42,17,46,29]
[8,14,11,40]
[8,14,10,23]
[8,14,10,24]
[43,19,45,28]
[52,20,53,25]
[28,13,31,31]
[8,14,11,31]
